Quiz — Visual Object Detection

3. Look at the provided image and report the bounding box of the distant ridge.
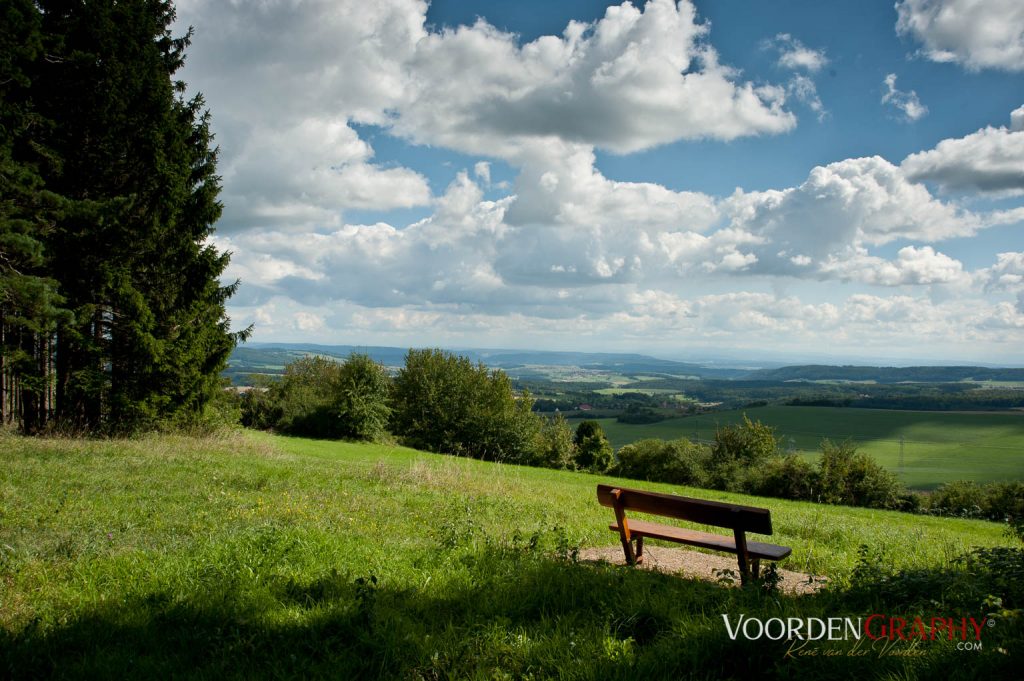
[226,343,747,383]
[226,343,1024,386]
[747,364,1024,383]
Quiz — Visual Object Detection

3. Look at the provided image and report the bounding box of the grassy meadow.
[572,406,1024,490]
[1,430,1020,679]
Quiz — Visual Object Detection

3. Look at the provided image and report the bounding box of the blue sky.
[174,0,1024,364]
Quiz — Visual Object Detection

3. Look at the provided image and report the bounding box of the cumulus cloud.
[391,0,796,155]
[218,118,432,229]
[981,251,1024,292]
[724,156,985,268]
[818,246,970,287]
[173,1,1024,358]
[901,105,1024,194]
[895,0,1024,72]
[175,0,800,231]
[881,74,928,121]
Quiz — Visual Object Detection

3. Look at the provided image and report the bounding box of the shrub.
[711,415,779,466]
[573,420,613,472]
[391,349,540,462]
[981,481,1024,526]
[273,356,343,438]
[747,454,817,501]
[612,438,709,486]
[334,353,392,442]
[531,413,576,469]
[239,354,392,441]
[927,480,987,518]
[927,480,1024,527]
[817,439,904,509]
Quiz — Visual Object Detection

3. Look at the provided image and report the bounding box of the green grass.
[573,406,1024,490]
[1,431,1019,679]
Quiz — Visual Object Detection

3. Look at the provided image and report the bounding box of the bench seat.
[608,520,791,561]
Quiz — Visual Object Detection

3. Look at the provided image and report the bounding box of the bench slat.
[609,520,792,561]
[597,484,773,535]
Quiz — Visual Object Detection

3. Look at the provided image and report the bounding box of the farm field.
[570,406,1024,490]
[0,431,1017,678]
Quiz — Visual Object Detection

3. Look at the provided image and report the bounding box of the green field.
[1,431,1019,678]
[593,387,684,396]
[571,406,1024,490]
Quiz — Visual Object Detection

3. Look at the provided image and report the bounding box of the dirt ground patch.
[579,545,827,595]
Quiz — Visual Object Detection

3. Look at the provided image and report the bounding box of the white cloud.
[788,75,826,120]
[765,33,829,72]
[473,161,491,185]
[293,311,326,332]
[818,246,971,287]
[216,118,431,230]
[390,0,796,155]
[173,1,1024,359]
[901,105,1024,194]
[981,251,1024,292]
[725,156,984,265]
[881,74,928,121]
[177,0,798,232]
[895,0,1024,72]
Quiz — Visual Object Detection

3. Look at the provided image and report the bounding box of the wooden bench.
[596,484,791,584]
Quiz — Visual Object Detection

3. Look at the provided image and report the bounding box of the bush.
[239,376,283,430]
[616,406,667,424]
[239,353,392,442]
[334,354,392,442]
[747,454,817,501]
[612,438,709,486]
[981,481,1024,525]
[573,420,613,472]
[531,413,576,469]
[927,480,1024,525]
[391,349,540,462]
[817,439,904,509]
[927,480,987,518]
[712,415,779,466]
[272,356,343,437]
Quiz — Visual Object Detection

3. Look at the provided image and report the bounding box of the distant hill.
[746,364,1024,383]
[224,345,1024,386]
[224,343,746,384]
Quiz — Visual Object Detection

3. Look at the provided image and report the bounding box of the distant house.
[578,404,593,411]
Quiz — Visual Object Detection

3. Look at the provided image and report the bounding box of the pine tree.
[0,0,247,432]
[0,0,69,432]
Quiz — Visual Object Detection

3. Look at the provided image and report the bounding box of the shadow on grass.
[1,546,1017,680]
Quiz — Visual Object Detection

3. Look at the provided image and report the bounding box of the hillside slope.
[0,432,1017,679]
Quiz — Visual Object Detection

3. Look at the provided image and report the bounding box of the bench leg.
[635,536,644,565]
[733,528,750,585]
[737,555,750,585]
[619,533,636,565]
[751,559,761,580]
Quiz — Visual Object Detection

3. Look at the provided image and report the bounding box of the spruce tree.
[0,0,69,432]
[20,0,247,432]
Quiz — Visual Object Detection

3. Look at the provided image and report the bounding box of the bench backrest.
[596,484,774,535]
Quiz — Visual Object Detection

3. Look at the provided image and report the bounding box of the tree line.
[240,349,614,472]
[242,353,1024,525]
[1,0,244,433]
